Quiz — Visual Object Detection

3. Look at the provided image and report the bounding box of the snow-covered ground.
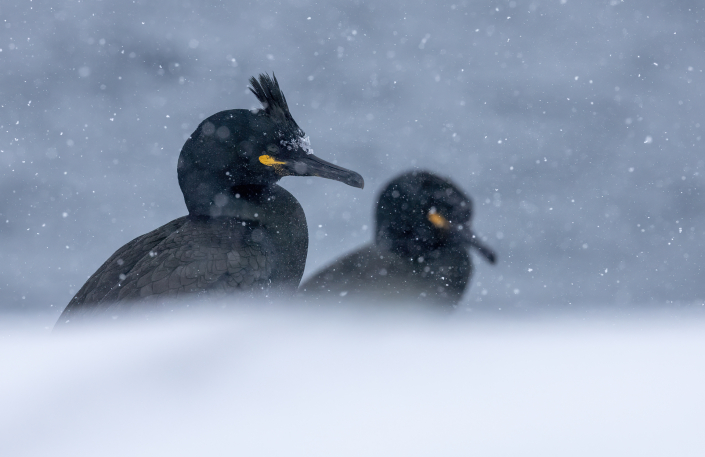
[2,304,705,456]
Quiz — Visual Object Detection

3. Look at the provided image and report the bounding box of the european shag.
[299,170,495,307]
[57,74,364,325]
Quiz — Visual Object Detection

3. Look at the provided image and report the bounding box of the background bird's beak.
[283,154,364,189]
[458,228,497,264]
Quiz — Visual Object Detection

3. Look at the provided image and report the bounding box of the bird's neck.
[185,183,273,221]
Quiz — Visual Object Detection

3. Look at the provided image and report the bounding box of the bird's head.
[178,73,364,215]
[375,170,496,263]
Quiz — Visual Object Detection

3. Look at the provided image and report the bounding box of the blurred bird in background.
[300,170,496,308]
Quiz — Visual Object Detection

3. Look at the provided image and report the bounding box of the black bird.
[57,74,364,325]
[299,170,496,308]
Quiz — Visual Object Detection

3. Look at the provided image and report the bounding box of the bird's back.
[60,216,189,320]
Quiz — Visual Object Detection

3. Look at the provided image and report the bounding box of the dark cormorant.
[299,170,495,308]
[57,74,364,325]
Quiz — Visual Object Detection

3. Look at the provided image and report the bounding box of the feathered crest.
[248,73,296,125]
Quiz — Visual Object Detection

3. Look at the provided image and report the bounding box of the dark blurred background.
[0,0,703,321]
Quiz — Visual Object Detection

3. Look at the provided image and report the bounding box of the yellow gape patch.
[259,155,286,166]
[428,212,450,229]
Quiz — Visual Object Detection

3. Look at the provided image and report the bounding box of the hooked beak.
[458,228,497,264]
[281,154,364,189]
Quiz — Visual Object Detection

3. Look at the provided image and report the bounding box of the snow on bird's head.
[280,135,313,155]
